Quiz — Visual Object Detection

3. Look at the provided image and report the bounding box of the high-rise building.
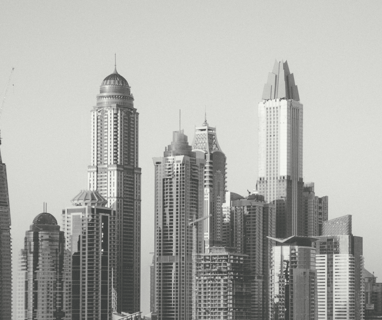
[62,190,115,320]
[192,119,226,252]
[303,182,328,236]
[87,66,141,313]
[153,130,205,320]
[231,194,276,320]
[257,60,304,238]
[269,235,317,320]
[195,247,251,320]
[221,191,243,248]
[316,215,364,320]
[20,210,71,320]
[0,135,12,319]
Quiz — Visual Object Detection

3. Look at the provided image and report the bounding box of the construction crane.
[189,214,211,226]
[1,67,14,115]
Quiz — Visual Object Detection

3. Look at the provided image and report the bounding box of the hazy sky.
[2,1,382,315]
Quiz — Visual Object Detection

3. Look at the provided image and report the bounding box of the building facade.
[62,190,115,320]
[20,211,71,320]
[316,215,364,320]
[195,247,251,319]
[257,60,304,238]
[87,67,141,313]
[231,194,276,320]
[192,119,226,252]
[0,136,12,319]
[269,236,317,320]
[303,182,328,236]
[153,130,205,320]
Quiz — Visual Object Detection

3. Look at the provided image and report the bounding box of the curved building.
[87,66,141,313]
[21,211,71,320]
[0,136,12,319]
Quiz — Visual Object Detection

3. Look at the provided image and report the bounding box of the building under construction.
[195,247,251,320]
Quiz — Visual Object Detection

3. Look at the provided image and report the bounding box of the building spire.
[114,53,118,74]
[203,106,208,126]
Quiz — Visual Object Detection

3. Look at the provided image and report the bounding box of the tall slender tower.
[0,135,12,319]
[88,66,141,313]
[153,130,205,320]
[257,60,304,238]
[192,119,226,252]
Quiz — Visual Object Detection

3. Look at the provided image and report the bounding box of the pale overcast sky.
[2,1,382,315]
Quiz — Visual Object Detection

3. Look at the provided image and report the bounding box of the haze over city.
[1,1,382,316]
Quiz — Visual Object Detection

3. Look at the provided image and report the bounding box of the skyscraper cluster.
[0,59,378,320]
[151,60,367,320]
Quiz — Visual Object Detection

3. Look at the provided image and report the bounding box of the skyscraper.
[257,60,304,238]
[303,182,328,236]
[316,215,364,320]
[20,210,71,320]
[0,135,12,319]
[269,236,317,320]
[153,130,205,320]
[62,190,115,320]
[231,194,276,320]
[87,66,141,313]
[192,119,226,252]
[195,247,251,319]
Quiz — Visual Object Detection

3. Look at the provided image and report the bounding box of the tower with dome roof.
[20,210,71,320]
[87,66,141,313]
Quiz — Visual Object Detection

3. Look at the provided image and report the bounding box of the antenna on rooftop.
[179,109,181,132]
[43,202,47,213]
[114,53,117,73]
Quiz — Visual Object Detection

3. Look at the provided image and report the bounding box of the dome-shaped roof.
[101,69,129,87]
[33,212,58,226]
[71,190,107,207]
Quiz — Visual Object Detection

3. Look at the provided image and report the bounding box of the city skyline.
[2,1,382,316]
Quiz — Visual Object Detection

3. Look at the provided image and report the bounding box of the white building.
[87,67,141,313]
[257,60,304,238]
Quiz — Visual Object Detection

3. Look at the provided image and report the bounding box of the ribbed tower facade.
[153,130,205,320]
[192,119,226,252]
[88,67,141,313]
[257,60,304,238]
[20,212,71,320]
[0,136,12,319]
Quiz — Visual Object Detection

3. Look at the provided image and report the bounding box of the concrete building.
[231,194,276,320]
[303,182,328,236]
[153,130,205,320]
[363,269,382,319]
[269,236,317,320]
[221,191,243,248]
[257,60,304,238]
[195,247,251,319]
[316,215,364,320]
[87,66,141,313]
[0,135,12,319]
[192,118,226,252]
[20,210,71,320]
[62,190,116,320]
